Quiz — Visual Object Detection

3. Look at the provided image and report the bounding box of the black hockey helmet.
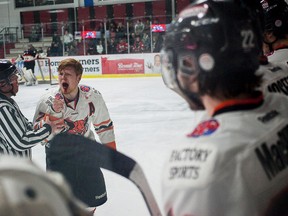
[161,0,262,110]
[261,0,288,38]
[0,60,17,81]
[23,49,36,57]
[0,60,19,95]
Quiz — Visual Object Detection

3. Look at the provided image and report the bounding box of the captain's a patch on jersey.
[188,119,219,138]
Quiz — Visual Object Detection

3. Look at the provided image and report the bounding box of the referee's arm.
[0,105,51,151]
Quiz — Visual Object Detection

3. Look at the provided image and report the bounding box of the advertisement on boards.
[101,56,144,74]
[12,53,161,79]
[101,53,161,75]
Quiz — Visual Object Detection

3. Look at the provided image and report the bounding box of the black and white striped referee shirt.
[0,93,51,158]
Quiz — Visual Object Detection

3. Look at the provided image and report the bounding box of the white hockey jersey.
[257,61,288,96]
[267,48,288,64]
[33,85,116,148]
[162,92,288,216]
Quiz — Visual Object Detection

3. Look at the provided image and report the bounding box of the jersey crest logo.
[64,116,89,135]
[188,119,219,138]
[80,85,90,92]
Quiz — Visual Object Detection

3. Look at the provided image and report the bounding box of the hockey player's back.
[160,0,288,215]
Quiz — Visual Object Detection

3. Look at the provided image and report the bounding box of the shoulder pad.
[79,85,102,98]
[92,88,101,95]
[79,85,92,93]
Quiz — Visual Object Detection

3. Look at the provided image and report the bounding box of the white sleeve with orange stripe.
[91,91,116,150]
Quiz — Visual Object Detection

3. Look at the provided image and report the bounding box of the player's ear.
[77,74,82,83]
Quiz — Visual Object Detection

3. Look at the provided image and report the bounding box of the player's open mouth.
[62,83,69,89]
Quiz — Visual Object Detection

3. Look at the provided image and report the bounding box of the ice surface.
[14,77,198,216]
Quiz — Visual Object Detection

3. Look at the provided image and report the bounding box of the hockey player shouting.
[0,60,63,158]
[33,58,116,214]
[161,0,288,216]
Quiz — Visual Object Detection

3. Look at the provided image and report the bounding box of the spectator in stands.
[115,21,126,39]
[134,19,145,37]
[68,41,78,56]
[144,18,151,34]
[50,33,63,56]
[63,29,73,53]
[129,32,136,49]
[116,37,128,54]
[153,32,164,53]
[96,40,105,55]
[127,21,134,36]
[97,22,105,35]
[142,32,151,52]
[87,40,96,55]
[107,38,117,54]
[29,24,41,42]
[132,35,145,53]
[37,47,46,58]
[46,46,51,57]
[110,28,116,41]
[52,31,61,43]
[108,20,116,33]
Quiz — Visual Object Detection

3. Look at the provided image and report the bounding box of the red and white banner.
[101,57,144,74]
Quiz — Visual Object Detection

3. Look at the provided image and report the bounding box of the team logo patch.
[188,119,219,138]
[55,93,63,100]
[80,85,90,92]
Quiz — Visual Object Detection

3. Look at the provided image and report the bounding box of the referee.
[0,60,63,158]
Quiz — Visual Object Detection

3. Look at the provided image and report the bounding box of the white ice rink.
[14,77,199,216]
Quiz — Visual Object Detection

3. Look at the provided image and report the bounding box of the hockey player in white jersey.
[261,0,288,64]
[33,58,116,213]
[258,56,288,96]
[160,0,288,216]
[255,0,288,96]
